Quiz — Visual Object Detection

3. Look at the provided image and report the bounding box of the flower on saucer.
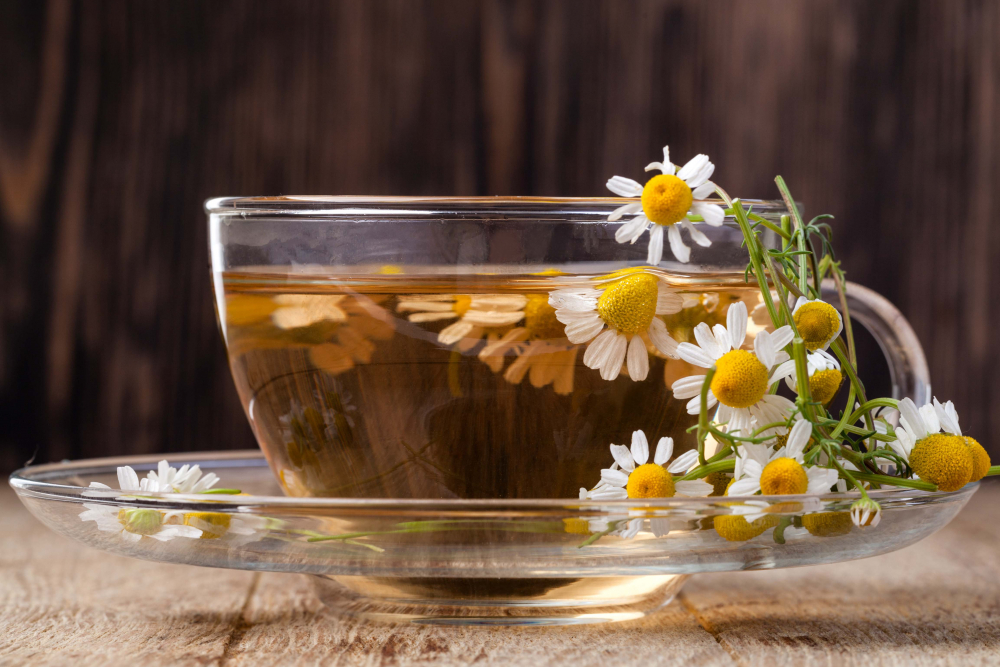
[605,146,725,264]
[586,430,712,499]
[669,301,797,434]
[549,271,682,381]
[784,349,844,405]
[146,460,220,494]
[727,420,840,496]
[79,466,202,542]
[850,497,882,529]
[892,397,987,491]
[478,294,579,395]
[397,294,527,349]
[791,297,844,352]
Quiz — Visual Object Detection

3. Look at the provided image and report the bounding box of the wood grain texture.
[2,482,999,665]
[2,0,1000,471]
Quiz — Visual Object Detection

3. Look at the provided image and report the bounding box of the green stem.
[730,198,781,327]
[678,458,735,481]
[986,466,1000,477]
[697,368,717,466]
[849,472,937,492]
[774,176,809,294]
[747,212,791,239]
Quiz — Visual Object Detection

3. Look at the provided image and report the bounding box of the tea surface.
[217,270,764,499]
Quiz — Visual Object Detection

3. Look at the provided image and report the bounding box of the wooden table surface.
[1,483,998,667]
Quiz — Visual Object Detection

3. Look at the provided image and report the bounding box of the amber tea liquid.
[216,269,762,499]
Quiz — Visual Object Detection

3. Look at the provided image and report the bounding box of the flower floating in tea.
[606,146,725,264]
[893,397,987,491]
[478,294,579,395]
[396,294,526,349]
[549,271,682,381]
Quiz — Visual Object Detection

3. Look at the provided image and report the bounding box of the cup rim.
[204,195,790,218]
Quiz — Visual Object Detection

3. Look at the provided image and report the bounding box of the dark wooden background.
[2,0,999,473]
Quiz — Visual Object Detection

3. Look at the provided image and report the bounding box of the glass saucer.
[10,451,976,626]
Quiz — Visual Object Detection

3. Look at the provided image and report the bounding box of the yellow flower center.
[524,294,565,340]
[225,294,279,326]
[794,302,840,351]
[641,174,693,226]
[626,464,676,498]
[802,511,853,537]
[710,350,769,408]
[714,514,778,542]
[908,433,973,491]
[452,295,473,317]
[184,512,233,539]
[759,457,809,495]
[118,508,163,536]
[705,471,731,497]
[377,264,403,274]
[809,369,844,405]
[597,274,659,335]
[963,436,991,482]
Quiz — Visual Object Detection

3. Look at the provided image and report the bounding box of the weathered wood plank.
[682,482,1000,666]
[0,487,256,667]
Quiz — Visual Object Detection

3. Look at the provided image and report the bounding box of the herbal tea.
[216,269,765,499]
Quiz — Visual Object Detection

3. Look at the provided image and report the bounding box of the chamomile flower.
[397,294,527,349]
[728,419,840,496]
[586,430,712,499]
[478,294,578,395]
[670,302,797,434]
[849,497,882,528]
[892,397,985,491]
[146,460,220,494]
[548,272,682,381]
[784,349,844,405]
[79,467,202,542]
[606,146,726,264]
[791,297,844,352]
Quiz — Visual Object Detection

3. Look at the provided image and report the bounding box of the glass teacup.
[206,196,928,500]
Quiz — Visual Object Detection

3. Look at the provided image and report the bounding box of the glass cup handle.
[819,280,931,405]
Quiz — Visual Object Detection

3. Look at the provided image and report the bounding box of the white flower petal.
[583,330,619,370]
[655,286,684,315]
[667,224,690,263]
[654,437,674,466]
[693,322,725,360]
[631,430,650,466]
[610,444,636,472]
[608,202,643,222]
[668,449,700,474]
[600,333,628,381]
[671,374,707,399]
[118,466,140,492]
[918,404,940,435]
[806,467,840,495]
[677,154,710,182]
[606,176,644,197]
[898,398,928,441]
[648,318,679,358]
[615,215,649,244]
[691,181,716,199]
[647,225,665,265]
[754,330,776,369]
[769,325,794,352]
[785,419,812,459]
[677,342,715,368]
[549,288,601,311]
[727,301,748,350]
[600,468,630,487]
[727,478,762,496]
[626,335,649,381]
[681,220,712,247]
[690,201,725,226]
